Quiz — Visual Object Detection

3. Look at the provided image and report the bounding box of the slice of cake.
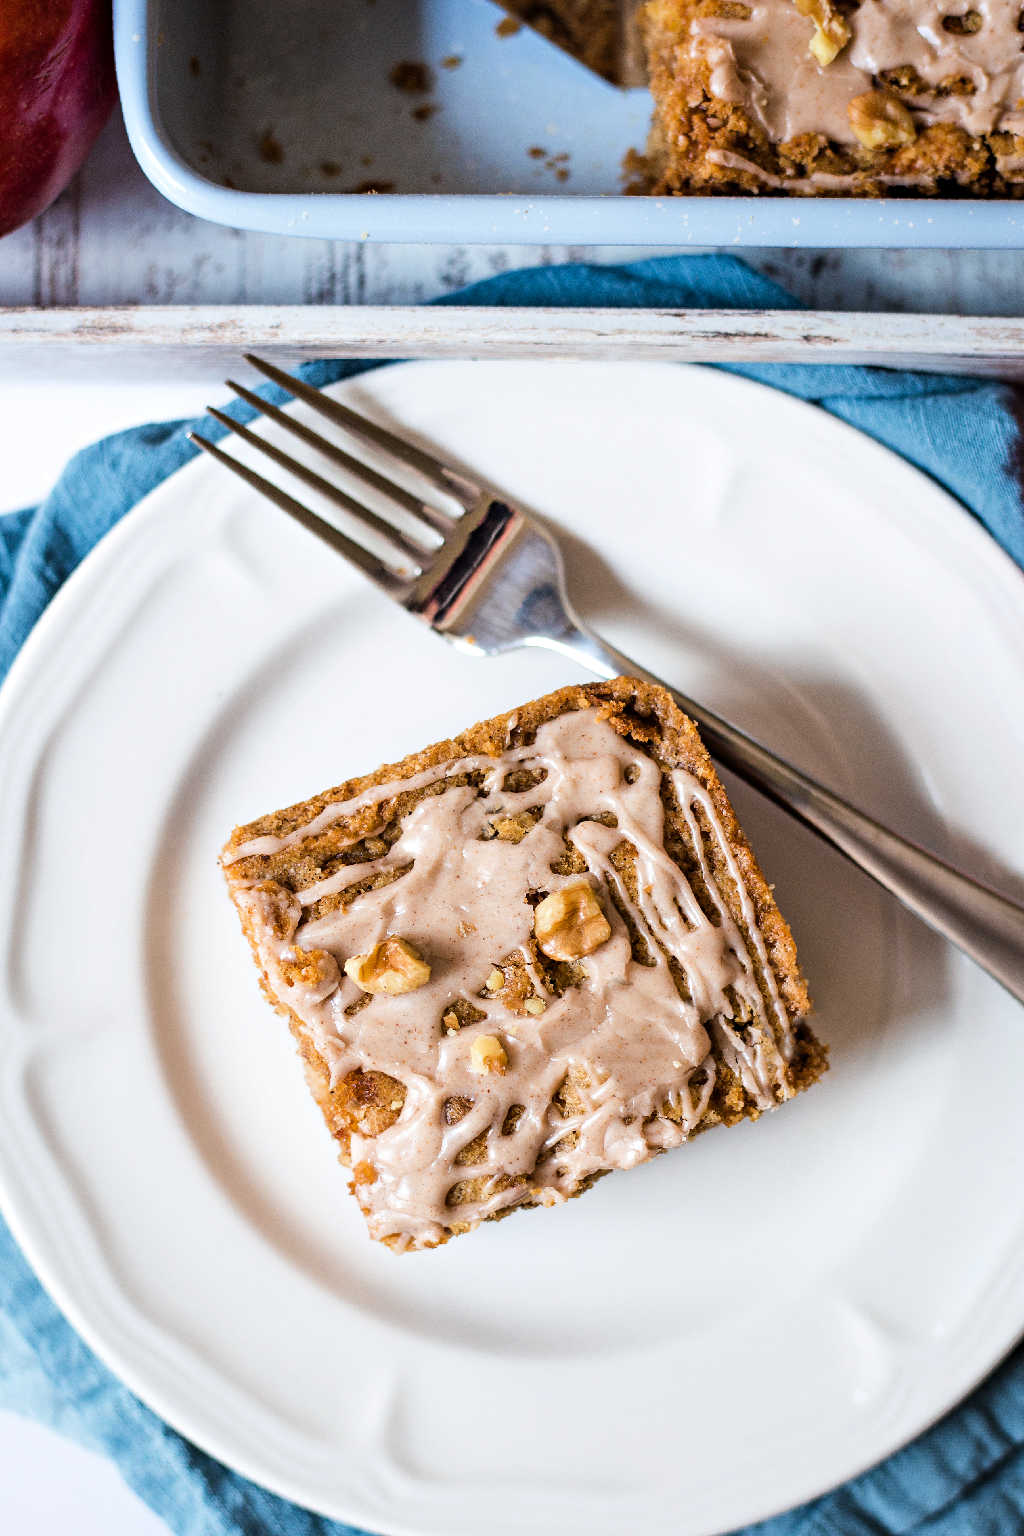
[639,0,1024,196]
[500,1,622,79]
[222,679,825,1251]
[499,1,649,83]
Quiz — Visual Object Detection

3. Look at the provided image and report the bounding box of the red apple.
[0,0,116,238]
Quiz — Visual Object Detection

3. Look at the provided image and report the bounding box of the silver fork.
[190,355,1024,1007]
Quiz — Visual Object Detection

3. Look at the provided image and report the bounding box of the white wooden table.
[0,105,1021,1536]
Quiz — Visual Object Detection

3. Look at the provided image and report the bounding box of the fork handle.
[550,625,1024,1006]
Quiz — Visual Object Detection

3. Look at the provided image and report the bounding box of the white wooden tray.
[3,306,1024,378]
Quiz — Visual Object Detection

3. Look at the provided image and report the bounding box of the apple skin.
[0,0,116,239]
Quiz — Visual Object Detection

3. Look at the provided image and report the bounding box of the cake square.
[222,679,825,1251]
[639,0,1024,197]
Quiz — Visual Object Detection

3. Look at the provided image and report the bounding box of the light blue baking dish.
[114,0,1024,247]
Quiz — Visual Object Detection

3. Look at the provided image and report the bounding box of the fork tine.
[205,407,426,566]
[226,379,448,544]
[188,432,409,591]
[244,354,479,509]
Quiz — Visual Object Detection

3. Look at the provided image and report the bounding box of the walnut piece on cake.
[222,679,826,1252]
[637,0,1024,198]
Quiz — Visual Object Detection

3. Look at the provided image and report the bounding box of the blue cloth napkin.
[1,254,1023,1536]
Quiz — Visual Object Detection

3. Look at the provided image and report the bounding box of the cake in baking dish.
[638,0,1024,196]
[222,679,825,1251]
[504,0,1024,196]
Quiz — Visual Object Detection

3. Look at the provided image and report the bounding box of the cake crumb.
[257,129,284,165]
[389,60,433,93]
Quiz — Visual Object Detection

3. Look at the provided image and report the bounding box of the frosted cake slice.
[222,679,825,1251]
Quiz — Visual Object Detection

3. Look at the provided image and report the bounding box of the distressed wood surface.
[6,304,1024,378]
[4,115,1024,319]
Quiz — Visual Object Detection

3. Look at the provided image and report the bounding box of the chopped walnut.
[808,20,847,64]
[469,1034,508,1075]
[524,997,547,1016]
[848,90,917,148]
[344,936,431,995]
[533,881,612,961]
[442,1010,461,1034]
[485,967,505,992]
[793,0,851,64]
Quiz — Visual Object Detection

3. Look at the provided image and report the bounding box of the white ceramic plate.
[1,362,1023,1536]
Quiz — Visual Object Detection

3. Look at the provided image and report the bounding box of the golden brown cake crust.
[224,679,826,1250]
